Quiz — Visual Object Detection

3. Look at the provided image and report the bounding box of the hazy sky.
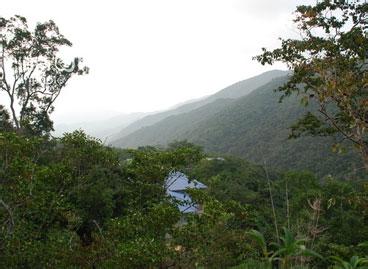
[3,0,314,123]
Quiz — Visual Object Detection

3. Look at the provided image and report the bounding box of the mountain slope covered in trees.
[2,4,368,267]
[110,70,288,141]
[112,77,362,177]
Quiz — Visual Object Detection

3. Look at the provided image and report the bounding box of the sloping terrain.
[111,70,288,140]
[112,76,361,177]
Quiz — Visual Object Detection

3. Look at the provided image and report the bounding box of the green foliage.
[112,70,287,144]
[330,256,368,269]
[0,129,367,268]
[289,112,337,139]
[270,228,323,268]
[255,0,368,170]
[189,155,269,205]
[112,76,363,179]
[0,130,208,268]
[246,228,323,269]
[229,260,273,269]
[190,156,368,268]
[0,15,88,135]
[1,9,368,268]
[171,190,250,269]
[103,203,180,268]
[0,105,13,131]
[247,229,270,259]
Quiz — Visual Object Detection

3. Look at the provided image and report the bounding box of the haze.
[3,0,314,124]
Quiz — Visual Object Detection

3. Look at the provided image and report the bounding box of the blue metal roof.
[165,172,207,213]
[165,172,207,191]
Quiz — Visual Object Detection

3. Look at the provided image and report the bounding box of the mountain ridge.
[111,70,289,142]
[111,75,361,177]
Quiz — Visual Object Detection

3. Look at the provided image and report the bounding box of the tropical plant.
[270,228,323,269]
[246,228,322,269]
[247,229,272,260]
[229,260,272,269]
[330,256,368,269]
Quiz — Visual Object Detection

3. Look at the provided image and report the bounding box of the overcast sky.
[3,0,314,123]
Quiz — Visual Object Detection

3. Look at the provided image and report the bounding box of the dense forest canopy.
[0,0,367,268]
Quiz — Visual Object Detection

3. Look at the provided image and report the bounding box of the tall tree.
[0,15,88,135]
[255,0,368,171]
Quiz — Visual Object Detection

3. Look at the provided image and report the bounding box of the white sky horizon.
[3,0,314,124]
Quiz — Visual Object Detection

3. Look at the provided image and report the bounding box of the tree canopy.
[0,15,88,135]
[1,10,368,269]
[255,0,368,171]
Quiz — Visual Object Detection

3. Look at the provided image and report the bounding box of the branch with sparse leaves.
[0,15,89,136]
[254,0,368,170]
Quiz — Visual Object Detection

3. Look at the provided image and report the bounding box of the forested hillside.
[113,77,361,178]
[1,0,368,268]
[111,70,288,141]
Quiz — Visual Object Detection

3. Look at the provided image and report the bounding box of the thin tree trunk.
[361,146,368,172]
[285,179,290,230]
[1,46,20,130]
[263,159,280,242]
[0,199,14,234]
[9,95,19,130]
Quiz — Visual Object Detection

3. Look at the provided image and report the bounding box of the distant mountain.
[112,70,288,140]
[112,98,235,147]
[54,112,148,141]
[112,76,362,178]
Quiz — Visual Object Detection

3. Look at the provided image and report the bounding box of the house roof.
[167,190,199,213]
[165,172,207,213]
[165,172,207,192]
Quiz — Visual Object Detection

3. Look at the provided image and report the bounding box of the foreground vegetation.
[1,0,367,267]
[0,131,367,268]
